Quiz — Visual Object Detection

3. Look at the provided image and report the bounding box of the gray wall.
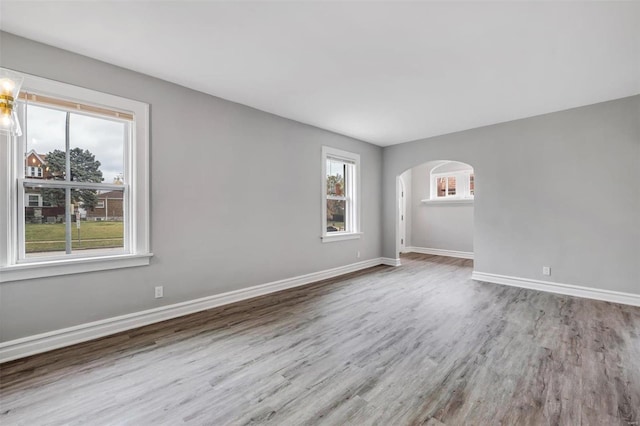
[409,162,474,252]
[1,31,638,343]
[0,32,383,342]
[383,95,640,295]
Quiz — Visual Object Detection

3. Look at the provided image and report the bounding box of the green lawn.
[25,221,124,253]
[327,220,345,231]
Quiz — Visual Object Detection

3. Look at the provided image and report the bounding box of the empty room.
[0,1,639,425]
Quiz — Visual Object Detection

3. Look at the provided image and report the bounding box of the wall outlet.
[154,286,164,298]
[357,250,361,259]
[542,266,551,276]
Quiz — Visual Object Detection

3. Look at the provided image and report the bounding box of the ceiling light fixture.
[0,68,24,136]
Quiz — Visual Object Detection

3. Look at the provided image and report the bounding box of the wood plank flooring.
[1,253,639,425]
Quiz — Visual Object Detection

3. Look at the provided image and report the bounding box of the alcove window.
[430,162,474,200]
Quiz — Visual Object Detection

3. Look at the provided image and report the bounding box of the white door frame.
[398,177,406,253]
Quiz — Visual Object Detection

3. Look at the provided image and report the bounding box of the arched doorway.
[397,160,474,261]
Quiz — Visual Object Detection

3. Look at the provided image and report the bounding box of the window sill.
[421,198,474,205]
[321,232,362,243]
[0,253,153,283]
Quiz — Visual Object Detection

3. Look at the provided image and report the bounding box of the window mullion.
[463,172,470,197]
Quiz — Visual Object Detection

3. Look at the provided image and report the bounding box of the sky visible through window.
[327,159,344,182]
[25,104,125,183]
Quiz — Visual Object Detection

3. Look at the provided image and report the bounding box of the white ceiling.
[1,1,638,146]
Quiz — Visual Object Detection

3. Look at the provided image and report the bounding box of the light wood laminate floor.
[1,254,639,425]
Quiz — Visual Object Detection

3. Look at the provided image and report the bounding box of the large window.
[321,146,360,242]
[0,71,150,282]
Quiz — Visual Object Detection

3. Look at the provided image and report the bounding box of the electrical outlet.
[155,286,164,298]
[542,266,551,276]
[357,250,361,259]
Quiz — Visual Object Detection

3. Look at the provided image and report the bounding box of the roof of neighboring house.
[25,150,47,164]
[97,190,124,199]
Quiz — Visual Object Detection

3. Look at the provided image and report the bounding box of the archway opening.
[398,160,474,261]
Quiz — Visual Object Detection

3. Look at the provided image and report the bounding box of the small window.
[321,146,360,242]
[96,200,105,209]
[26,166,43,177]
[27,194,40,207]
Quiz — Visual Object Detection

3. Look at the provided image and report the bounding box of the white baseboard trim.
[471,271,640,307]
[381,257,401,267]
[0,258,386,363]
[406,246,474,260]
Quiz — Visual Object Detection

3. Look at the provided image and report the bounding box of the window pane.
[23,104,66,180]
[437,177,446,197]
[327,159,346,196]
[24,186,67,257]
[447,176,456,196]
[22,103,127,185]
[75,190,124,254]
[24,185,125,257]
[70,114,126,184]
[470,173,475,196]
[327,199,346,232]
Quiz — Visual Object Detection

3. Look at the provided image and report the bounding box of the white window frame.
[321,146,361,242]
[26,166,42,177]
[0,71,151,282]
[96,200,105,209]
[26,193,42,207]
